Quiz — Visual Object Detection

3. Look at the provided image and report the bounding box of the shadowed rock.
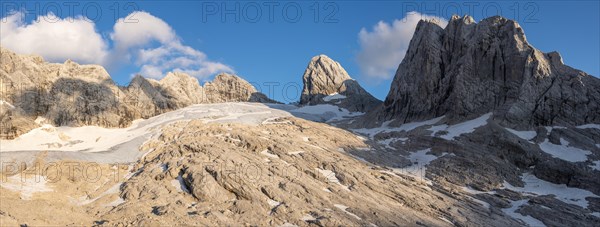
[376,15,600,129]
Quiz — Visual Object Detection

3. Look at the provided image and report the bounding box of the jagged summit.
[300,54,381,112]
[375,15,600,128]
[204,73,278,103]
[450,14,475,24]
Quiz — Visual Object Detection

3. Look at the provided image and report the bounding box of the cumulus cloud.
[111,11,176,51]
[133,42,233,80]
[109,12,234,81]
[356,12,448,81]
[0,11,232,81]
[0,12,109,64]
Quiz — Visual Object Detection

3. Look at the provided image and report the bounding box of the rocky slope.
[343,15,600,226]
[0,103,521,226]
[377,15,600,128]
[300,55,381,112]
[0,46,276,139]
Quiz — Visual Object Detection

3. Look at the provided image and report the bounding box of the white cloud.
[111,11,176,50]
[111,11,233,81]
[0,11,233,81]
[0,12,108,64]
[356,12,448,80]
[132,42,233,80]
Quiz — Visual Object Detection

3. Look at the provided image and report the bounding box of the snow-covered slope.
[0,103,293,163]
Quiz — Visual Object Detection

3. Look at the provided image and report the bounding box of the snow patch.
[577,124,600,130]
[505,128,537,141]
[353,116,444,139]
[170,175,190,193]
[0,175,53,200]
[301,214,317,221]
[290,104,363,122]
[461,186,497,195]
[539,138,591,162]
[438,216,454,225]
[1,103,295,164]
[502,199,546,227]
[377,137,408,150]
[503,174,598,208]
[392,149,445,184]
[268,199,281,207]
[427,124,448,136]
[438,113,492,140]
[104,197,125,207]
[316,168,350,191]
[590,161,600,171]
[261,149,279,159]
[334,204,362,220]
[322,92,346,102]
[0,100,15,109]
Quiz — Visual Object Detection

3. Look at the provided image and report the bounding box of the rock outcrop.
[300,55,381,112]
[0,46,276,139]
[379,15,600,128]
[0,104,523,226]
[158,72,205,107]
[203,73,277,103]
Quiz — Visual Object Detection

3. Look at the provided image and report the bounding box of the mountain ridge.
[0,46,277,139]
[372,15,600,129]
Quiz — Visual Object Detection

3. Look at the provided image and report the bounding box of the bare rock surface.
[300,55,381,112]
[339,16,600,226]
[204,73,278,104]
[0,103,521,226]
[375,15,600,129]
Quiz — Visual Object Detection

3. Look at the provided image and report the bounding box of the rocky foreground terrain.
[1,15,600,226]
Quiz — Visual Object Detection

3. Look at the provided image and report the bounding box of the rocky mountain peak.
[160,72,199,87]
[204,73,277,103]
[158,72,204,106]
[300,55,380,112]
[129,74,152,88]
[378,15,600,128]
[450,14,475,24]
[300,55,353,100]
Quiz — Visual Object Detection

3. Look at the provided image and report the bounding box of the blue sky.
[1,1,599,103]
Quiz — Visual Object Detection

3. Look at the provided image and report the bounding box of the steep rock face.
[0,47,275,139]
[124,75,173,119]
[158,72,205,107]
[380,15,600,128]
[300,55,381,112]
[1,47,129,137]
[203,73,278,103]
